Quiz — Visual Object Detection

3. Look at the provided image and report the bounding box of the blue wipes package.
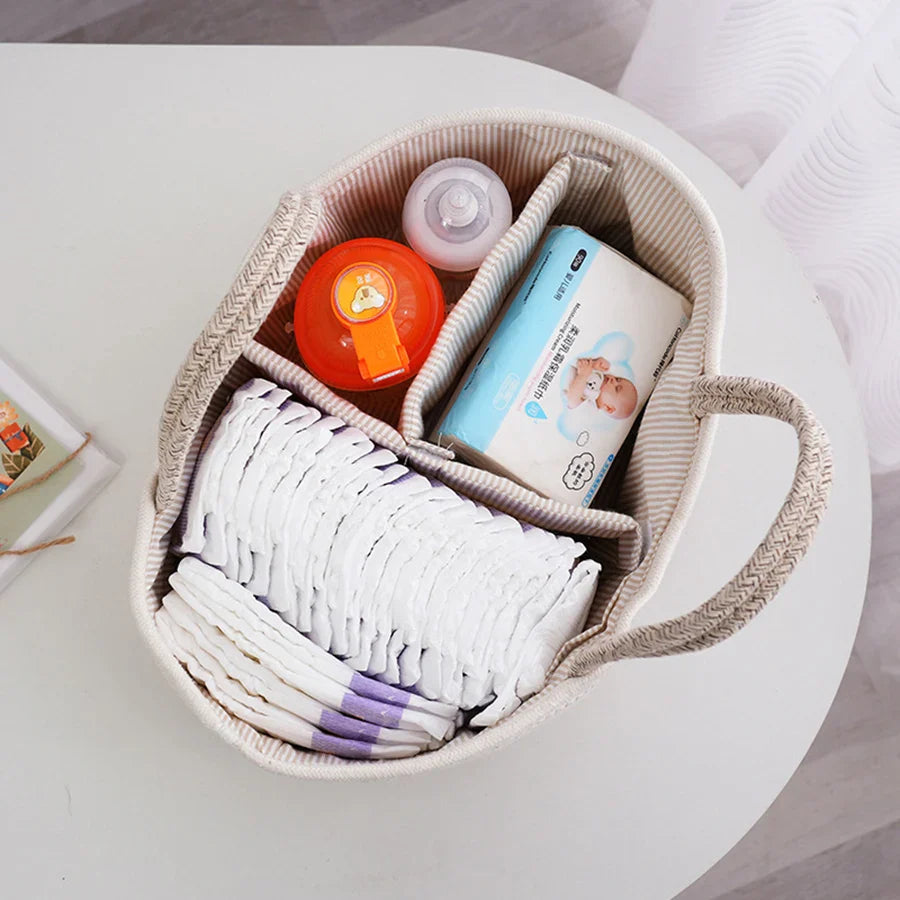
[434,226,691,507]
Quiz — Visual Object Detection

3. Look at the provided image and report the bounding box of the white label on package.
[435,226,691,507]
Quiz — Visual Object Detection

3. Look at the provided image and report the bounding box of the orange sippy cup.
[294,238,445,392]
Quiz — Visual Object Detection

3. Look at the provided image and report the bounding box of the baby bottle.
[402,158,513,273]
[294,238,444,392]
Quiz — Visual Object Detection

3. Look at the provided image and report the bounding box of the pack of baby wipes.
[434,226,691,507]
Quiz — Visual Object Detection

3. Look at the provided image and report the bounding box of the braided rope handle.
[567,374,833,675]
[156,192,321,515]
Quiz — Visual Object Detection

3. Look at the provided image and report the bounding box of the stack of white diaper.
[178,378,599,730]
[158,557,459,759]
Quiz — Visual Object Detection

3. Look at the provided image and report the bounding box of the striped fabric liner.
[143,356,262,616]
[137,110,730,776]
[400,153,611,440]
[243,340,640,546]
[157,192,320,516]
[243,340,409,455]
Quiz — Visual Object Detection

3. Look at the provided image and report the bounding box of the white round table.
[0,44,870,900]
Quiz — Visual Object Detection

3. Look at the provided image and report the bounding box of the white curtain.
[617,0,900,471]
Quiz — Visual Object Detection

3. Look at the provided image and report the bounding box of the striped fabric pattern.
[243,341,642,549]
[400,153,608,440]
[157,193,321,517]
[130,110,827,779]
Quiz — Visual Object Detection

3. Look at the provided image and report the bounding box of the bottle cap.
[294,238,444,392]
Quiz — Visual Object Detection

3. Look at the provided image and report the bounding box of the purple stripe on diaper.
[319,709,381,743]
[341,691,404,727]
[349,672,412,709]
[310,731,373,759]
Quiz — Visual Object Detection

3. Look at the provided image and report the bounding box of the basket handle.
[566,374,833,675]
[156,192,321,515]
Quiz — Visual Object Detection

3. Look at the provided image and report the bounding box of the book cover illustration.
[0,396,82,552]
[1,400,45,489]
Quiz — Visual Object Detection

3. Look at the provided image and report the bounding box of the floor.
[3,2,899,897]
[0,0,651,92]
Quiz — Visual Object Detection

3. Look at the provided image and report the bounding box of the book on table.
[0,355,118,592]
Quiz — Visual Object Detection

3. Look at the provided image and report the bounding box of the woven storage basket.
[131,109,832,779]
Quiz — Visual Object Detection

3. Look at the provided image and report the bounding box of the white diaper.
[243,404,322,596]
[175,557,458,739]
[426,513,523,705]
[380,490,462,687]
[232,401,318,588]
[346,473,433,673]
[175,380,603,734]
[416,501,493,699]
[157,609,427,759]
[477,530,586,675]
[179,379,274,555]
[218,388,291,580]
[286,428,374,613]
[471,558,600,726]
[202,386,285,570]
[308,447,400,656]
[325,462,410,665]
[265,415,344,626]
[396,499,479,690]
[161,590,436,749]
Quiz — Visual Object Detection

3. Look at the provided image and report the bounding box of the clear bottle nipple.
[438,185,479,229]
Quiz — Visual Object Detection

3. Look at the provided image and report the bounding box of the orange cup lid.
[295,238,444,392]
